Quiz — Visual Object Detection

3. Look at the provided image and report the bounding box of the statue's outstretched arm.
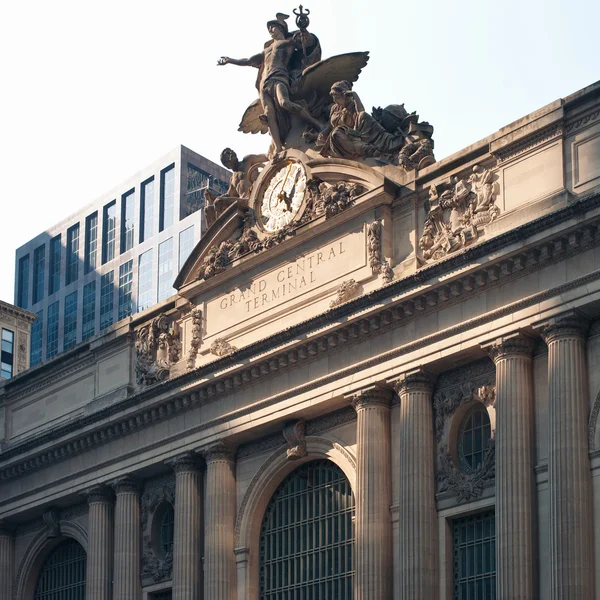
[217,52,262,68]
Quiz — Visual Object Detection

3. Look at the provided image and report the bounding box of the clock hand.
[285,170,301,211]
[277,163,293,203]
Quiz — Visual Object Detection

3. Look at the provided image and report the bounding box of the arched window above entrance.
[259,459,355,599]
[33,538,86,599]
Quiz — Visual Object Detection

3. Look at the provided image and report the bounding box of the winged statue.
[218,9,369,155]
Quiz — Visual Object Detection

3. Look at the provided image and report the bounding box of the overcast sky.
[1,0,598,303]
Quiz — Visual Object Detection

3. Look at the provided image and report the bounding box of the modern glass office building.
[14,145,229,367]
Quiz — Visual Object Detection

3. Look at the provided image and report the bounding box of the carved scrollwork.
[187,308,203,370]
[283,420,307,460]
[142,539,173,583]
[303,178,363,221]
[210,338,238,357]
[42,509,61,538]
[135,314,181,386]
[437,441,495,503]
[419,165,499,263]
[329,279,360,308]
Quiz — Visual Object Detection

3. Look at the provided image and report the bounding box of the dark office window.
[30,310,43,366]
[63,291,78,350]
[17,255,30,309]
[118,260,133,320]
[66,223,80,285]
[1,329,14,379]
[102,201,117,263]
[46,301,60,359]
[100,271,114,331]
[121,189,135,253]
[49,235,61,295]
[32,245,45,305]
[178,226,195,269]
[157,238,174,302]
[82,281,96,340]
[159,165,175,231]
[453,511,496,600]
[140,178,155,243]
[85,212,98,274]
[137,249,154,312]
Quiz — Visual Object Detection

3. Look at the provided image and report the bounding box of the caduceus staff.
[293,5,310,58]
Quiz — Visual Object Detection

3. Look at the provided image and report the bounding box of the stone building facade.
[1,80,600,600]
[0,301,35,383]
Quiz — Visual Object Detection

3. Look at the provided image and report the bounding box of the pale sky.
[1,0,598,304]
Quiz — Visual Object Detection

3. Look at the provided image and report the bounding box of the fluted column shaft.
[203,444,236,600]
[395,370,438,600]
[0,526,15,600]
[84,486,114,600]
[170,454,202,600]
[353,386,393,600]
[488,334,535,599]
[542,316,594,598]
[112,476,142,600]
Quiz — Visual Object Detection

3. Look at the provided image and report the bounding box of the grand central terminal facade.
[2,11,600,599]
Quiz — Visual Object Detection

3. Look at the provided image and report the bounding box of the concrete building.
[13,145,229,367]
[1,80,600,600]
[0,301,35,382]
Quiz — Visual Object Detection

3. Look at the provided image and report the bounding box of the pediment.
[175,151,392,291]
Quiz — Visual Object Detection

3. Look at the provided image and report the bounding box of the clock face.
[260,161,307,232]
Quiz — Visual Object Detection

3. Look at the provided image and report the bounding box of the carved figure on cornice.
[218,9,369,155]
[303,177,363,221]
[205,149,268,228]
[186,308,203,370]
[210,338,238,357]
[419,165,499,263]
[283,420,307,459]
[330,279,360,308]
[437,442,495,503]
[135,315,181,386]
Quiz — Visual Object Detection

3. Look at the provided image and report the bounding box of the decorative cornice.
[566,109,600,133]
[80,484,114,504]
[351,385,393,411]
[2,193,600,482]
[166,452,202,474]
[537,313,589,344]
[483,332,535,362]
[111,475,142,495]
[393,369,436,395]
[493,122,564,164]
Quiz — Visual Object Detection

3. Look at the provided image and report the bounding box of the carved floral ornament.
[135,314,181,386]
[419,165,499,263]
[433,382,497,503]
[283,420,308,460]
[367,220,394,283]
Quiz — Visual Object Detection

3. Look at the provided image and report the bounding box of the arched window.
[160,505,175,557]
[259,460,355,600]
[34,538,86,599]
[458,404,492,473]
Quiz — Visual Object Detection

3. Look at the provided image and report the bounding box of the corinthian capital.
[165,452,202,474]
[351,385,393,411]
[393,368,436,396]
[482,332,535,362]
[200,442,236,463]
[80,484,114,504]
[110,475,142,495]
[536,312,589,344]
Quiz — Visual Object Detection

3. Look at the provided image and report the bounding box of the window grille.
[160,505,175,557]
[259,460,355,600]
[453,510,496,600]
[150,591,173,600]
[458,405,492,473]
[34,538,86,599]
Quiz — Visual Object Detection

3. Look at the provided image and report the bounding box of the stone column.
[168,453,202,600]
[352,385,394,600]
[203,443,236,600]
[486,334,535,600]
[0,524,14,600]
[112,476,142,600]
[395,370,438,600]
[540,315,594,598]
[83,485,114,600]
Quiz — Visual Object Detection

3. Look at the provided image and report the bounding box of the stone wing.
[294,52,370,100]
[238,98,269,135]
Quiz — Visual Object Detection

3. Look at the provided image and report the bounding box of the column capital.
[535,312,589,344]
[393,368,436,395]
[351,385,394,411]
[200,442,236,464]
[110,475,142,495]
[0,520,15,536]
[165,451,202,474]
[482,331,535,362]
[80,484,114,504]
